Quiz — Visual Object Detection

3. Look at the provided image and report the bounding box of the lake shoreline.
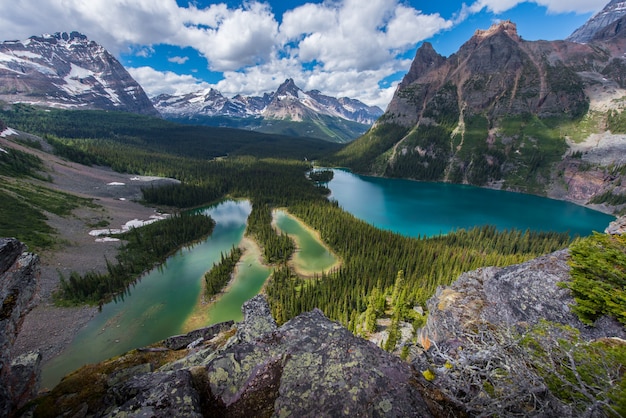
[271,208,342,278]
[181,235,266,333]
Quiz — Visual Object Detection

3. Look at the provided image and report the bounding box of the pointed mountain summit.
[567,0,626,43]
[274,78,301,99]
[0,32,158,116]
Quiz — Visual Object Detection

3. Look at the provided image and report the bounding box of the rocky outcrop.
[0,238,40,416]
[413,249,626,416]
[37,295,435,417]
[605,214,626,234]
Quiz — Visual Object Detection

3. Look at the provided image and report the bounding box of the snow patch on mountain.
[0,127,17,138]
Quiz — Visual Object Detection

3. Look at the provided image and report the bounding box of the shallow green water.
[273,210,337,273]
[204,249,270,324]
[326,169,614,237]
[42,200,259,389]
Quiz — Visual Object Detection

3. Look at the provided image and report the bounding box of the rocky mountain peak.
[275,78,301,98]
[567,0,626,43]
[400,42,446,88]
[472,20,520,42]
[0,32,158,116]
[153,78,383,135]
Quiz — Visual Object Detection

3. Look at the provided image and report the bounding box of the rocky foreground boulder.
[414,249,626,416]
[0,238,40,417]
[33,295,434,417]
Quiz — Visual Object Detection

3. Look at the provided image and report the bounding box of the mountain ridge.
[567,0,626,43]
[152,78,383,125]
[0,32,158,116]
[152,78,384,142]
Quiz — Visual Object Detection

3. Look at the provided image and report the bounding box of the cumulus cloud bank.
[0,0,607,107]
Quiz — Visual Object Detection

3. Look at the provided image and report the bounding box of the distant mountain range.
[153,78,382,125]
[0,32,158,116]
[330,1,626,211]
[152,78,383,143]
[0,32,382,143]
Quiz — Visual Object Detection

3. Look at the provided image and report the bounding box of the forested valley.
[0,105,581,336]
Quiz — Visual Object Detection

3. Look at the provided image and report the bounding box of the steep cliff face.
[384,21,591,129]
[0,238,40,416]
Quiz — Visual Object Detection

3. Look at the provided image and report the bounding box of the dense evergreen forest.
[266,201,571,331]
[0,104,341,161]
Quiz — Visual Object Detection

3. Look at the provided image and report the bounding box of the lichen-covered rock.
[0,238,39,416]
[235,294,277,343]
[205,303,432,417]
[164,321,234,351]
[414,249,626,416]
[106,369,204,417]
[46,295,434,417]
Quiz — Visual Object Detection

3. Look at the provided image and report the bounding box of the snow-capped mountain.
[0,32,158,116]
[152,79,383,125]
[567,0,626,43]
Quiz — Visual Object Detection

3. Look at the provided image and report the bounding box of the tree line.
[205,246,243,297]
[55,213,215,305]
[266,199,572,333]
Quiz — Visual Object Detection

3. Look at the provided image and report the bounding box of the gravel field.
[2,135,178,369]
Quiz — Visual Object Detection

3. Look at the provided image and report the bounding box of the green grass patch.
[556,111,605,143]
[0,146,46,179]
[0,189,56,250]
[2,181,95,217]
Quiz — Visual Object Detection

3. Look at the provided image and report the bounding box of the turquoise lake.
[326,169,614,237]
[42,171,615,388]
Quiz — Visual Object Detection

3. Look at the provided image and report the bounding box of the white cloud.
[168,56,189,64]
[281,0,452,72]
[468,0,607,15]
[173,2,279,71]
[127,66,210,97]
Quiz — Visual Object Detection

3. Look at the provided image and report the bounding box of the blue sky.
[0,0,608,108]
